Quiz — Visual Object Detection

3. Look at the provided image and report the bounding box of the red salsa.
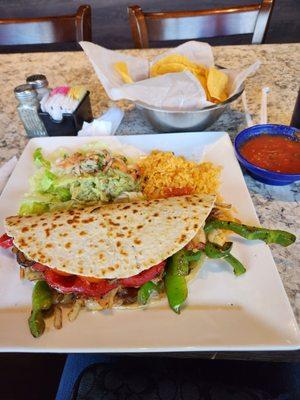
[240,134,300,174]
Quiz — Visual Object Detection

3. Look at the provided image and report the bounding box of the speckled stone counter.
[0,44,299,325]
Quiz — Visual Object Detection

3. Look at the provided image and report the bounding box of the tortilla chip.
[197,74,211,101]
[150,54,214,100]
[207,67,228,102]
[114,62,133,84]
[150,54,207,79]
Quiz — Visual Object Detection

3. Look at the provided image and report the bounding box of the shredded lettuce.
[49,186,72,202]
[38,170,57,192]
[33,148,51,169]
[19,144,141,216]
[19,199,77,216]
[28,167,72,200]
[19,202,50,216]
[80,141,110,154]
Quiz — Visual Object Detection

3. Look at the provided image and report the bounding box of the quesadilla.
[1,191,296,340]
[5,194,215,279]
[1,194,215,336]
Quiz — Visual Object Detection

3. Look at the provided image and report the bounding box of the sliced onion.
[53,292,64,304]
[53,292,75,305]
[215,202,232,209]
[16,251,35,268]
[68,299,83,322]
[84,299,102,311]
[24,269,44,281]
[43,306,54,319]
[108,287,119,309]
[60,294,76,305]
[19,268,25,279]
[53,306,63,330]
[11,246,19,254]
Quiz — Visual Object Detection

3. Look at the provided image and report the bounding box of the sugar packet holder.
[39,87,93,136]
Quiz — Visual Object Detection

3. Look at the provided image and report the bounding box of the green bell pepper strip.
[137,281,157,305]
[137,280,165,306]
[204,241,233,258]
[204,219,296,247]
[167,249,189,276]
[205,241,246,276]
[28,310,45,338]
[224,254,246,277]
[164,273,188,314]
[32,280,53,311]
[28,281,53,338]
[164,249,206,313]
[164,250,192,314]
[184,250,204,263]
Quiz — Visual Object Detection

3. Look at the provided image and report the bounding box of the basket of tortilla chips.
[80,41,260,131]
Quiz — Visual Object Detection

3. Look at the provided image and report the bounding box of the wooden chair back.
[128,1,274,48]
[0,5,91,46]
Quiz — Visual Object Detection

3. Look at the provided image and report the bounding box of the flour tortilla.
[5,194,215,279]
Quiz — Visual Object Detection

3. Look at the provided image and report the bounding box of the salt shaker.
[26,74,50,101]
[14,84,48,138]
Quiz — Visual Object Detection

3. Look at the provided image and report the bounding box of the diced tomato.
[0,233,14,249]
[163,187,193,198]
[44,269,118,298]
[119,261,166,288]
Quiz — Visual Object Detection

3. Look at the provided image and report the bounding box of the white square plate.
[0,132,299,352]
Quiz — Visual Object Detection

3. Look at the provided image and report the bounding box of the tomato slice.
[77,277,118,298]
[119,261,166,287]
[52,268,72,277]
[31,262,49,272]
[84,276,104,283]
[163,187,193,198]
[0,233,14,249]
[32,260,166,297]
[44,269,118,298]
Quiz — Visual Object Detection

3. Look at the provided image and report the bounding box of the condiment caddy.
[14,74,93,137]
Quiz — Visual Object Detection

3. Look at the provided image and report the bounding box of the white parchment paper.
[80,41,260,111]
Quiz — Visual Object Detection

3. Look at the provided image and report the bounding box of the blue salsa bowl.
[234,124,300,186]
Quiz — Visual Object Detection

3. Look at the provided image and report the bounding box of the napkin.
[0,156,18,195]
[77,107,124,136]
[80,40,261,111]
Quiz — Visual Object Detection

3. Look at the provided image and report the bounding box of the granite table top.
[0,43,299,333]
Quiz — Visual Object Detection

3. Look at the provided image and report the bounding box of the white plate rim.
[0,132,299,353]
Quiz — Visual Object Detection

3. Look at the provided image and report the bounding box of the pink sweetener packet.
[50,86,70,96]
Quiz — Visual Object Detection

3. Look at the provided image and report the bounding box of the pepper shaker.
[26,74,50,101]
[14,84,48,138]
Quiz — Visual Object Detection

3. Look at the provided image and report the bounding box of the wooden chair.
[128,1,274,48]
[0,5,91,46]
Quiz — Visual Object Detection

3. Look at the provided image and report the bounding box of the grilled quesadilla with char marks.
[1,194,215,337]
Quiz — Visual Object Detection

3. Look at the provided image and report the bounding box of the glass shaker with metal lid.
[14,84,48,137]
[26,74,50,101]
